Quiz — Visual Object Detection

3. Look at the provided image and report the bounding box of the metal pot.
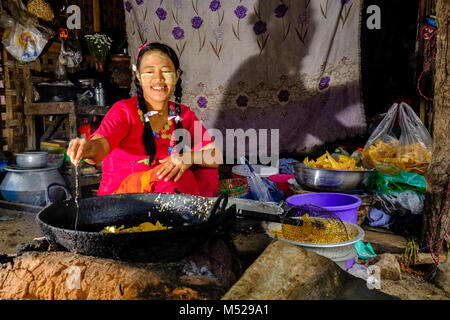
[16,151,48,168]
[0,165,70,206]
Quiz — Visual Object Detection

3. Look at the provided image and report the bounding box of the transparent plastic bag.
[2,1,54,63]
[376,191,425,215]
[362,102,432,175]
[240,156,274,203]
[61,36,82,68]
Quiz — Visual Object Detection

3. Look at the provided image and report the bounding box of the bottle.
[95,82,105,106]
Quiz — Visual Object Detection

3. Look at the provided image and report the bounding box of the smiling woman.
[67,42,223,197]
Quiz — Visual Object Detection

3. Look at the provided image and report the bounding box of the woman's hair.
[135,42,183,163]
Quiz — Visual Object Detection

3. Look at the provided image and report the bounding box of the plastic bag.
[368,168,426,195]
[26,0,54,22]
[2,1,54,63]
[362,102,432,175]
[61,36,82,68]
[377,190,425,215]
[354,241,377,260]
[240,156,274,203]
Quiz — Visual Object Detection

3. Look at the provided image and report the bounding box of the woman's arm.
[190,141,223,168]
[67,134,110,166]
[157,142,223,182]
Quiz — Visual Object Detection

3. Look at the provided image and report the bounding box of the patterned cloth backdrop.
[123,0,366,160]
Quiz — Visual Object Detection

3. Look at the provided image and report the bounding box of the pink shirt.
[92,96,214,195]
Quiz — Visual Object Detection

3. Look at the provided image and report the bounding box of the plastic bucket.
[286,192,362,270]
[267,174,294,196]
[231,165,279,179]
[286,193,361,224]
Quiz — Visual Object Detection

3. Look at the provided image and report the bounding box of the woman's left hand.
[157,153,192,182]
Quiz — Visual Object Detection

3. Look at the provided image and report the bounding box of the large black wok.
[36,192,234,263]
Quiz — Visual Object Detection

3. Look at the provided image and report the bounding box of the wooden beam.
[26,102,75,116]
[40,115,66,142]
[93,0,101,32]
[362,227,408,254]
[77,105,108,116]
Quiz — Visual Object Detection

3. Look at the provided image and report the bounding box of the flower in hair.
[168,115,183,123]
[144,111,159,122]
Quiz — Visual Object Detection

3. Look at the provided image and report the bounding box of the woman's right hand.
[67,137,94,166]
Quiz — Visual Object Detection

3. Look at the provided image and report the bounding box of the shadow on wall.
[209,0,365,164]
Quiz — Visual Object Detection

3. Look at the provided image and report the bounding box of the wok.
[36,192,233,263]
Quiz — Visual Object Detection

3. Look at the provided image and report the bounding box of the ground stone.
[433,263,450,295]
[222,239,397,300]
[0,251,227,300]
[375,253,402,281]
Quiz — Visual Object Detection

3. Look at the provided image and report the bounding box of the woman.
[67,42,222,196]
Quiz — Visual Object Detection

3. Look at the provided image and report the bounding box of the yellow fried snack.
[100,221,170,233]
[303,151,366,171]
[272,214,354,244]
[362,139,431,175]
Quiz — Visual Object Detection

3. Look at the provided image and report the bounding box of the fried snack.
[362,139,431,175]
[272,214,353,244]
[303,151,366,171]
[100,221,170,233]
[27,0,55,22]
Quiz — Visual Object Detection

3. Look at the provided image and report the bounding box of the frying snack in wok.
[100,221,170,233]
[362,139,431,175]
[303,151,366,171]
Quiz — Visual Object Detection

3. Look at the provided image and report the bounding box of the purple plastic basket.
[286,193,362,270]
[286,193,361,224]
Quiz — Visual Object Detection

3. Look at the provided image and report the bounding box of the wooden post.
[93,0,101,33]
[22,67,36,151]
[2,49,25,153]
[417,0,428,124]
[420,0,450,257]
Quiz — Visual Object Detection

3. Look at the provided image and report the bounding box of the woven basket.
[217,178,249,198]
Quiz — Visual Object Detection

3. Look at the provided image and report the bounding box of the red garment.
[91,96,217,196]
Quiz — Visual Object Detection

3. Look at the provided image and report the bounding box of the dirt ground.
[381,273,449,300]
[0,208,449,300]
[0,209,43,255]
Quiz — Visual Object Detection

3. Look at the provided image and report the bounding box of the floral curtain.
[123,0,365,156]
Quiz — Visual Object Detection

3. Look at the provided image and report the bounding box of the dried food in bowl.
[293,163,373,192]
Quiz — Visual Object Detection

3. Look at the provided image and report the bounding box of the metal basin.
[293,163,373,192]
[264,219,365,270]
[16,151,48,168]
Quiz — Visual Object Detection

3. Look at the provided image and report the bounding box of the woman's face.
[137,50,180,108]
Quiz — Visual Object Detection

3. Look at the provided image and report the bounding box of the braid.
[135,77,156,163]
[173,75,185,153]
[174,75,183,130]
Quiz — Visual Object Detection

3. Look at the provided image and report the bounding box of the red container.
[267,174,294,196]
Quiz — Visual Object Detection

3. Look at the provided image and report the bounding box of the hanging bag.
[362,102,432,175]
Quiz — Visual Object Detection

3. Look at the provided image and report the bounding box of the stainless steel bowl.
[293,163,373,192]
[15,152,48,168]
[264,219,365,270]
